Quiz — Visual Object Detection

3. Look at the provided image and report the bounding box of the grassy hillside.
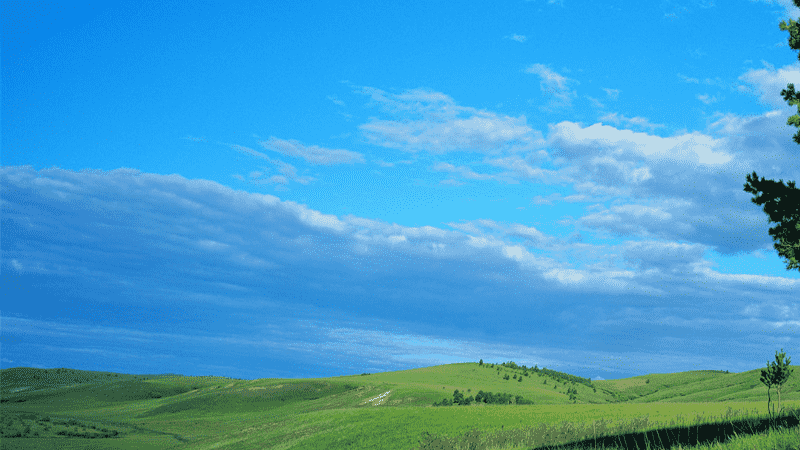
[2,362,799,449]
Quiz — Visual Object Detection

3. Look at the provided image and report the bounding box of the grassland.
[2,362,800,449]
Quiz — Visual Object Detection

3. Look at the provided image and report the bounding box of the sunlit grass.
[3,363,800,449]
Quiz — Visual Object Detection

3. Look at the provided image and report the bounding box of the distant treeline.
[479,360,593,387]
[432,389,534,406]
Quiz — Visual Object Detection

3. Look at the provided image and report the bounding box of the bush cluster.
[432,389,533,406]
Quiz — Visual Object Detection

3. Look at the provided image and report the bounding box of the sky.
[3,0,800,382]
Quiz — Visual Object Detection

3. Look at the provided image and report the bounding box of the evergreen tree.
[743,0,800,273]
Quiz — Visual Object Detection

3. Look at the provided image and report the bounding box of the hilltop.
[1,361,796,450]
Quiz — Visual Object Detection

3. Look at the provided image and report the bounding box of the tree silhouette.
[743,0,800,272]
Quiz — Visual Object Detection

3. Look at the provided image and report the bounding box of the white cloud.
[356,86,544,154]
[596,113,666,134]
[5,165,800,380]
[228,145,317,187]
[259,137,366,165]
[525,63,580,110]
[735,62,800,109]
[697,93,722,105]
[602,88,620,100]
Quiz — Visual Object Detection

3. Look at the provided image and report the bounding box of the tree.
[479,359,483,366]
[779,1,800,145]
[743,0,800,272]
[744,172,800,271]
[760,349,794,428]
[453,389,464,405]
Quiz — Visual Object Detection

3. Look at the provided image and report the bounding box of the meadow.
[2,361,800,450]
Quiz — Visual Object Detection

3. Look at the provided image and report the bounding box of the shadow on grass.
[415,406,800,450]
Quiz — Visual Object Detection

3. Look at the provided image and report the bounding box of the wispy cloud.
[525,63,580,111]
[356,86,544,154]
[505,34,527,43]
[227,144,316,188]
[258,137,366,165]
[327,95,346,106]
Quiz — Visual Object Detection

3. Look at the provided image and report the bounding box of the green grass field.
[2,362,800,449]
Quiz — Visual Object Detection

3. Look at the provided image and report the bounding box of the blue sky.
[3,0,800,382]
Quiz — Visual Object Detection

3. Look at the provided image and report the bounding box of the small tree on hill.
[453,389,465,405]
[761,348,794,428]
[479,359,483,366]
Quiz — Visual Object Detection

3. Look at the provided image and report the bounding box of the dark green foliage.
[435,389,530,406]
[779,5,800,144]
[744,172,800,272]
[535,367,593,387]
[450,390,474,406]
[646,379,650,384]
[476,390,510,404]
[742,1,800,272]
[432,397,453,407]
[479,359,483,365]
[453,390,464,404]
[518,377,522,382]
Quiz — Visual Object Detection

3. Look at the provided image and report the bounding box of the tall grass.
[415,404,800,450]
